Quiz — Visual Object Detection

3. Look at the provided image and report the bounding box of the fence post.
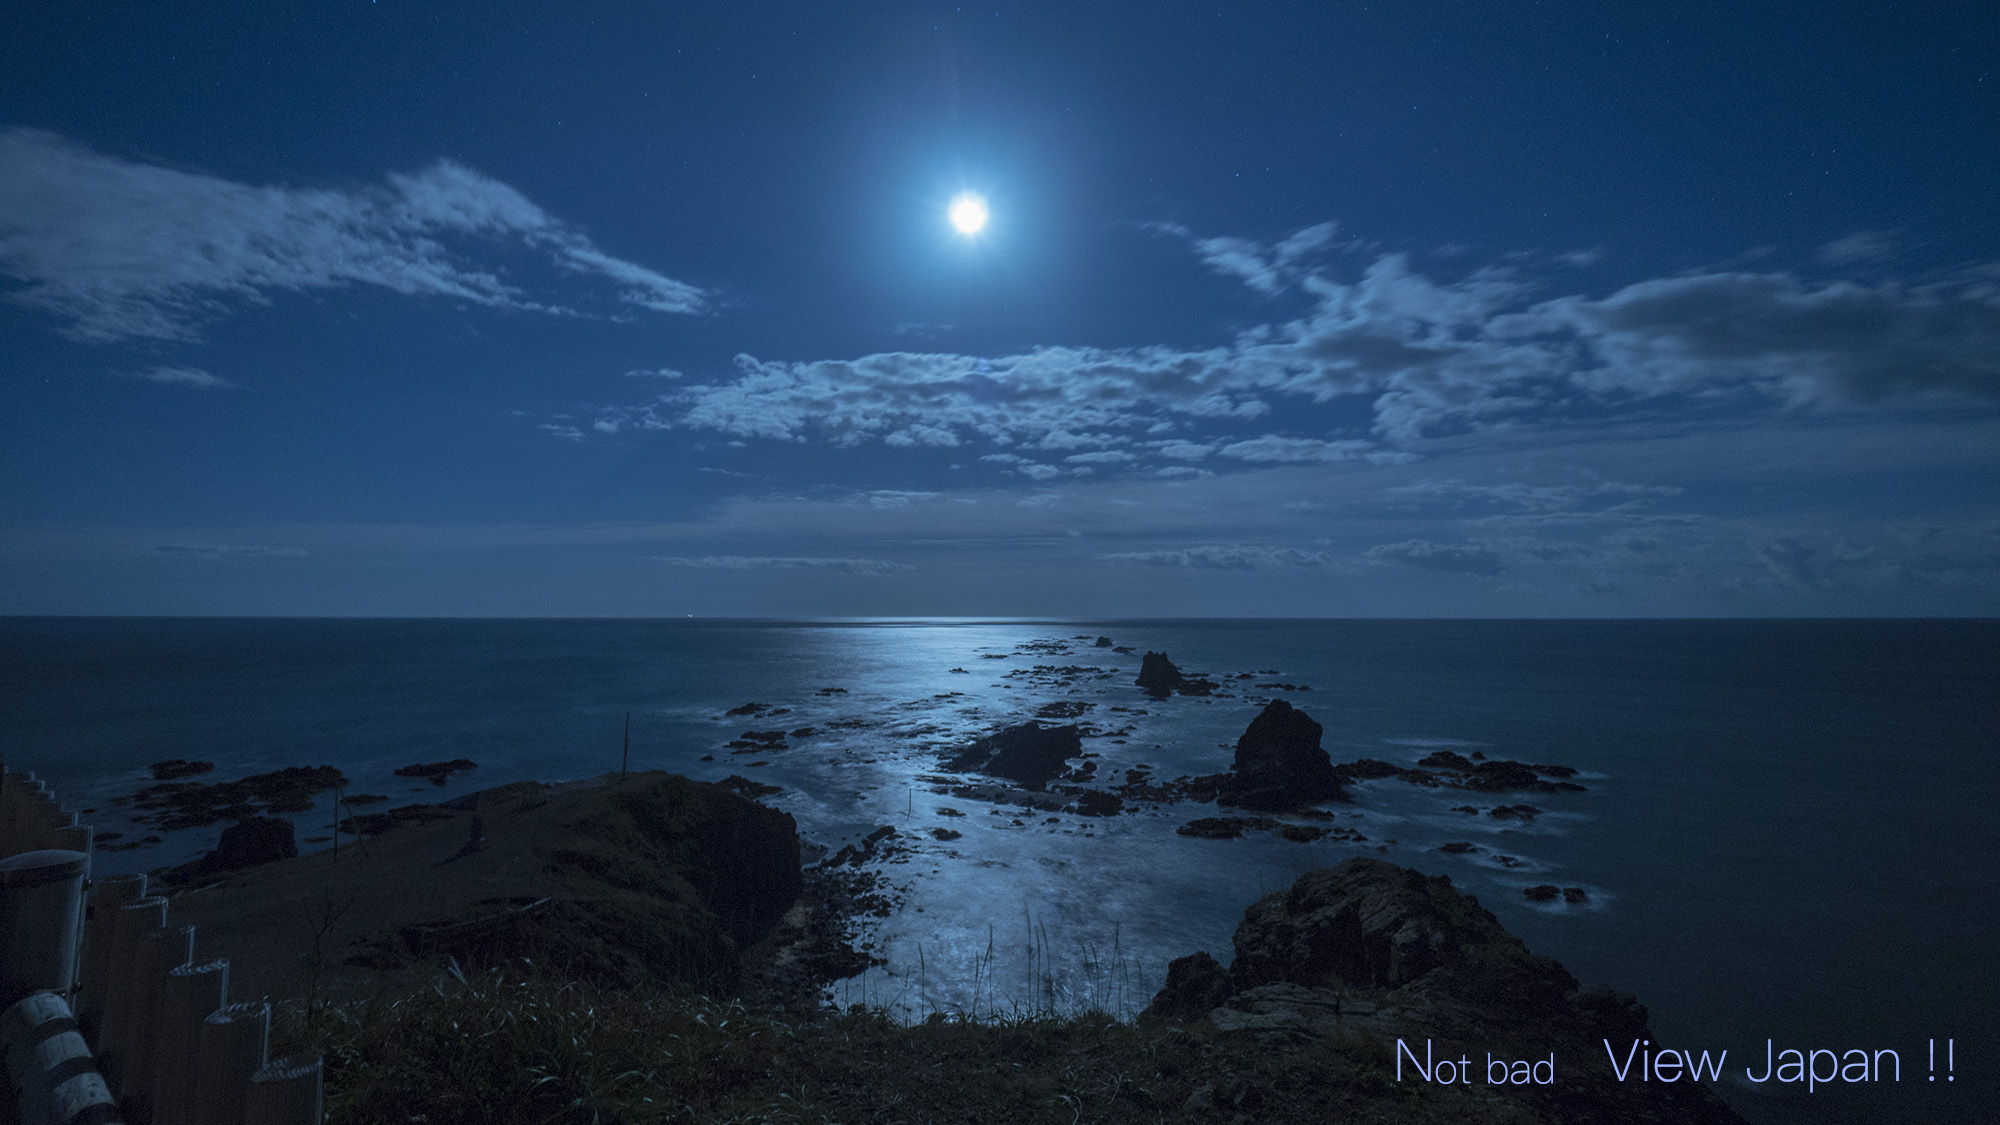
[96,894,167,1082]
[78,873,146,1041]
[0,849,90,1011]
[116,922,194,1119]
[244,1055,322,1125]
[148,958,228,1125]
[193,1001,269,1125]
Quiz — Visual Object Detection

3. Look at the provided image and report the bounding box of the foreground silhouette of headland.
[149,764,1744,1122]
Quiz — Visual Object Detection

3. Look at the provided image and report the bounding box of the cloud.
[1150,221,1341,295]
[860,490,937,507]
[142,543,306,559]
[1216,435,1374,462]
[589,228,2000,472]
[0,128,705,342]
[1099,544,1335,570]
[1387,479,1683,514]
[125,365,235,388]
[649,555,912,574]
[1365,539,1505,576]
[1816,230,1897,266]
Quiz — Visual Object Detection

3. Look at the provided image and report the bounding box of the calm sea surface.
[2,617,1994,1124]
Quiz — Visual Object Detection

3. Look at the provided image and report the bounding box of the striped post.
[192,1001,268,1125]
[1,990,119,1125]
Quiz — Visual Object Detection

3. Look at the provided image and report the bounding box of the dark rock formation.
[1217,700,1345,810]
[1178,816,1276,839]
[1069,790,1124,817]
[158,815,298,885]
[1150,951,1231,1020]
[1417,749,1476,771]
[1524,884,1561,902]
[215,816,298,867]
[123,764,346,830]
[1335,758,1402,781]
[395,759,478,785]
[149,759,214,781]
[1145,858,1746,1122]
[1135,651,1184,697]
[540,774,804,987]
[945,722,1082,790]
[1093,635,1114,648]
[1413,752,1587,794]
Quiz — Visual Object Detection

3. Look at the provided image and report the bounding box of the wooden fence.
[0,765,322,1125]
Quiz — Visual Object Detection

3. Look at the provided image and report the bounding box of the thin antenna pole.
[621,711,630,781]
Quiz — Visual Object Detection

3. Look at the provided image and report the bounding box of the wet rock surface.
[944,722,1083,790]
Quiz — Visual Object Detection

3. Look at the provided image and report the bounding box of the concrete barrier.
[0,850,90,1011]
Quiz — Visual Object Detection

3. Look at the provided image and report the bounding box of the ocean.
[2,617,1993,1124]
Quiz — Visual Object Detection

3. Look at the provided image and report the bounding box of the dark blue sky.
[4,1,1997,615]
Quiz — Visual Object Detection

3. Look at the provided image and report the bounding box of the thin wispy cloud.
[1365,539,1505,576]
[1099,544,1335,570]
[124,365,236,388]
[0,128,707,343]
[650,555,913,574]
[141,543,306,559]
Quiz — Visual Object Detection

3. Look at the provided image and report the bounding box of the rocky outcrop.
[1135,651,1184,697]
[158,815,298,886]
[1414,751,1586,793]
[1146,858,1746,1123]
[537,774,804,987]
[1217,700,1345,810]
[945,723,1082,790]
[1150,951,1231,1020]
[395,759,479,785]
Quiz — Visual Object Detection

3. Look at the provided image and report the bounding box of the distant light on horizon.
[949,192,989,235]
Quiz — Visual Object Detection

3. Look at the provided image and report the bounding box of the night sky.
[4,2,1997,617]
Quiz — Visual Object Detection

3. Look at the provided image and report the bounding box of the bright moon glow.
[949,193,989,234]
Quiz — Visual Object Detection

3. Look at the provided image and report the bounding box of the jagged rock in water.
[1135,651,1185,697]
[945,722,1082,790]
[1217,699,1344,810]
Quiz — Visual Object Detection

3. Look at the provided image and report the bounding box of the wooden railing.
[0,765,322,1125]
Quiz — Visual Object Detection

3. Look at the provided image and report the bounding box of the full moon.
[949,192,989,234]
